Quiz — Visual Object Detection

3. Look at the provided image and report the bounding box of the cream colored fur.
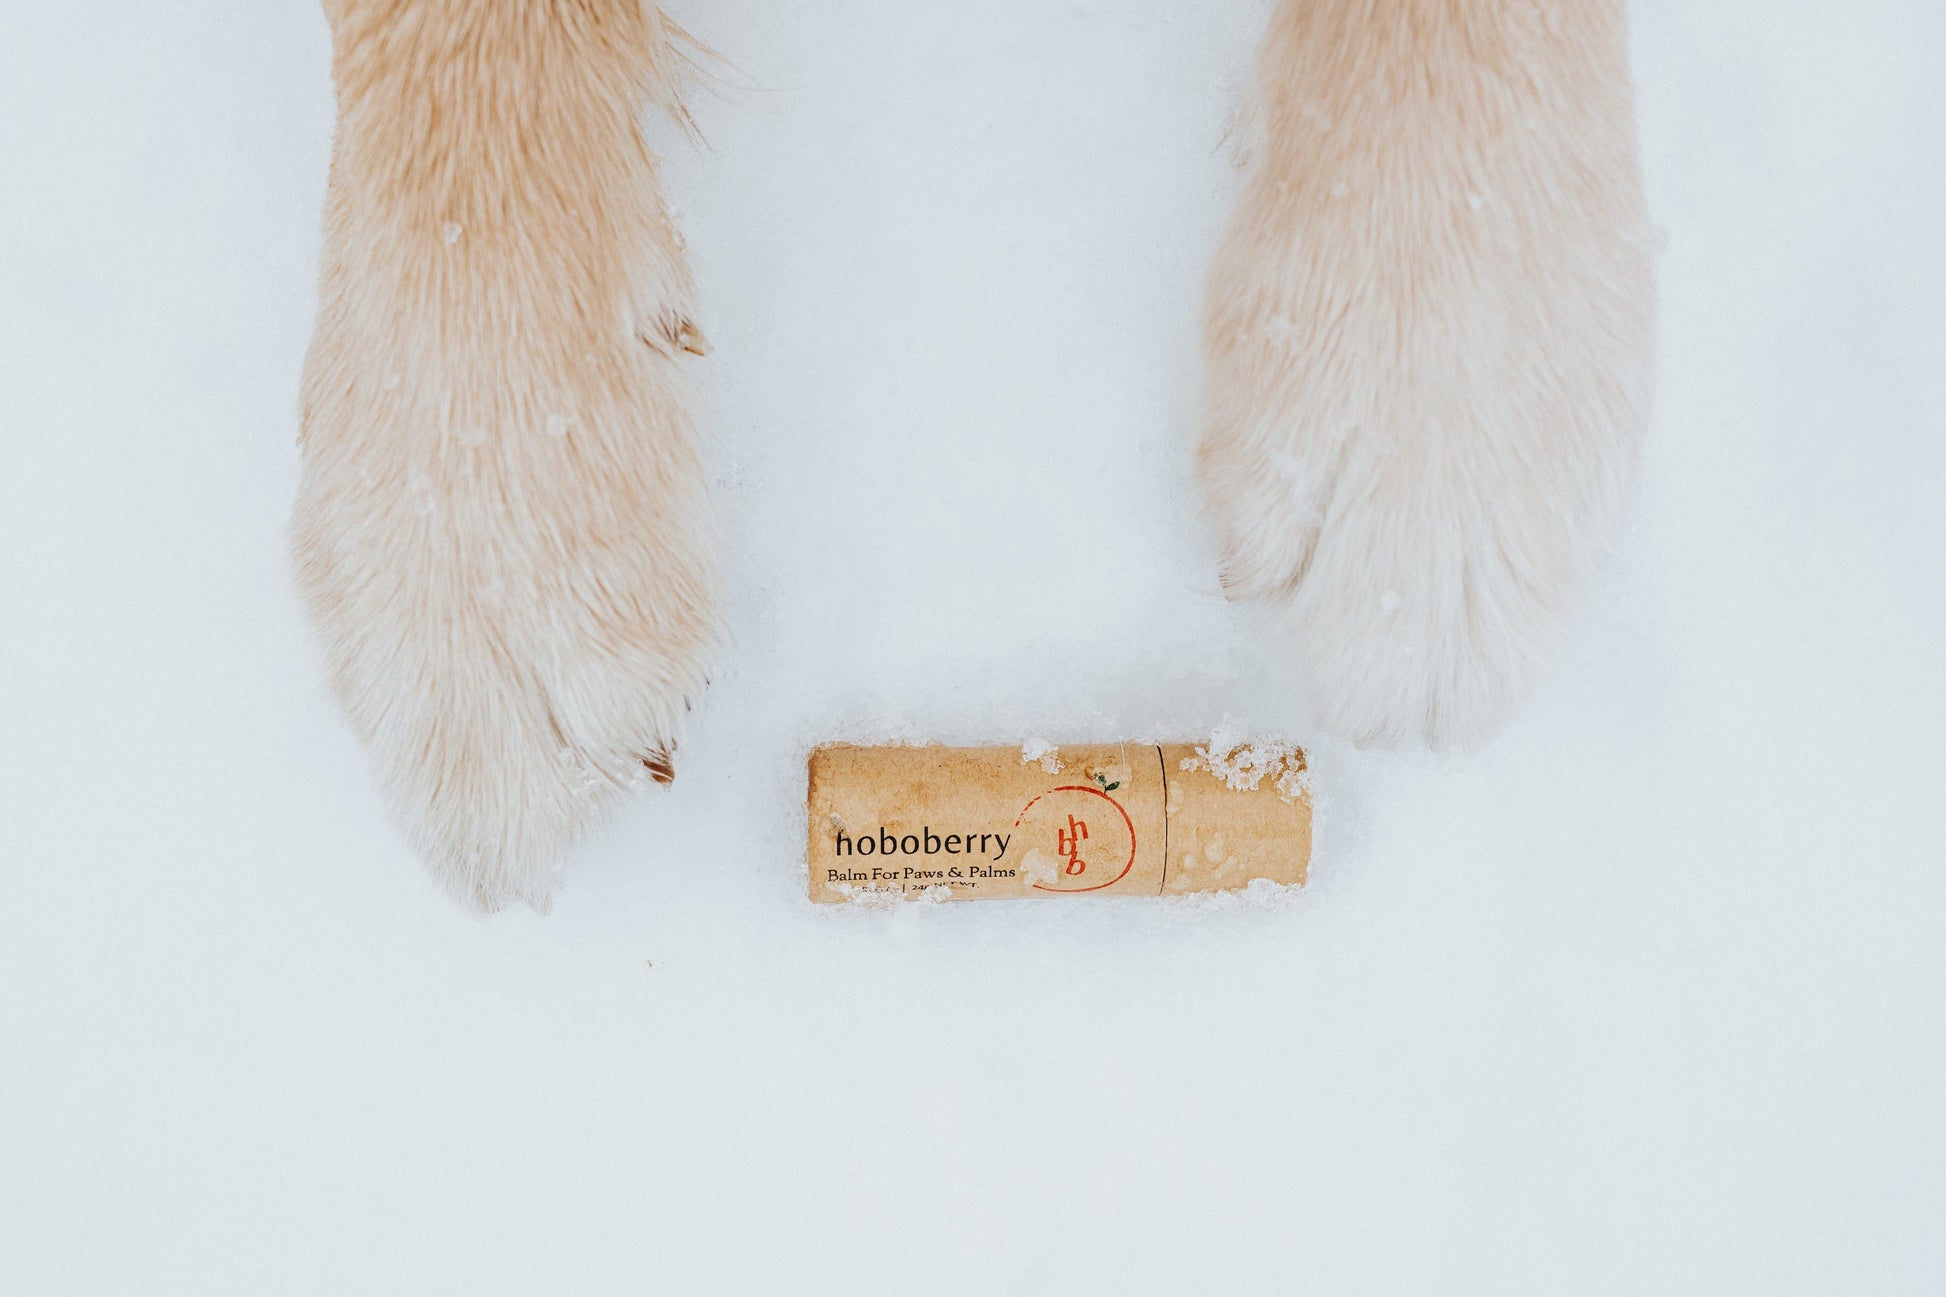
[294,0,715,909]
[295,0,1653,906]
[1202,0,1655,747]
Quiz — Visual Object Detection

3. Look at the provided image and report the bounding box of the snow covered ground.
[4,1,1943,1291]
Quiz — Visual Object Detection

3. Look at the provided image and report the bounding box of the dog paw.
[1201,0,1655,748]
[291,341,715,908]
[294,5,714,908]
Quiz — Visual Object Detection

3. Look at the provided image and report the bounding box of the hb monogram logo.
[1013,785,1136,893]
[1057,813,1088,876]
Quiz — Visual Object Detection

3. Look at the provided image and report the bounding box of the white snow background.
[4,1,1944,1292]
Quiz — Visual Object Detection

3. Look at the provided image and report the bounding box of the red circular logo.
[1013,786,1137,893]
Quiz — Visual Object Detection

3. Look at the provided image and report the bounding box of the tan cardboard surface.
[807,743,1310,903]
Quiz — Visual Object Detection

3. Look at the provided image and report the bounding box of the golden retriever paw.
[294,1,714,908]
[1202,0,1656,748]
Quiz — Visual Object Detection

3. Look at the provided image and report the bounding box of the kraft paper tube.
[807,742,1312,903]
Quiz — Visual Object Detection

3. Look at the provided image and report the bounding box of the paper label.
[807,743,1310,903]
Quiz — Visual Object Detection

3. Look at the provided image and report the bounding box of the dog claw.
[675,320,710,356]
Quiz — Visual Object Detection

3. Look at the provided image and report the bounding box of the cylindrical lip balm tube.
[807,741,1311,903]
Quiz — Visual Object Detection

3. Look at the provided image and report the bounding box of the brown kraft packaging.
[807,742,1311,903]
